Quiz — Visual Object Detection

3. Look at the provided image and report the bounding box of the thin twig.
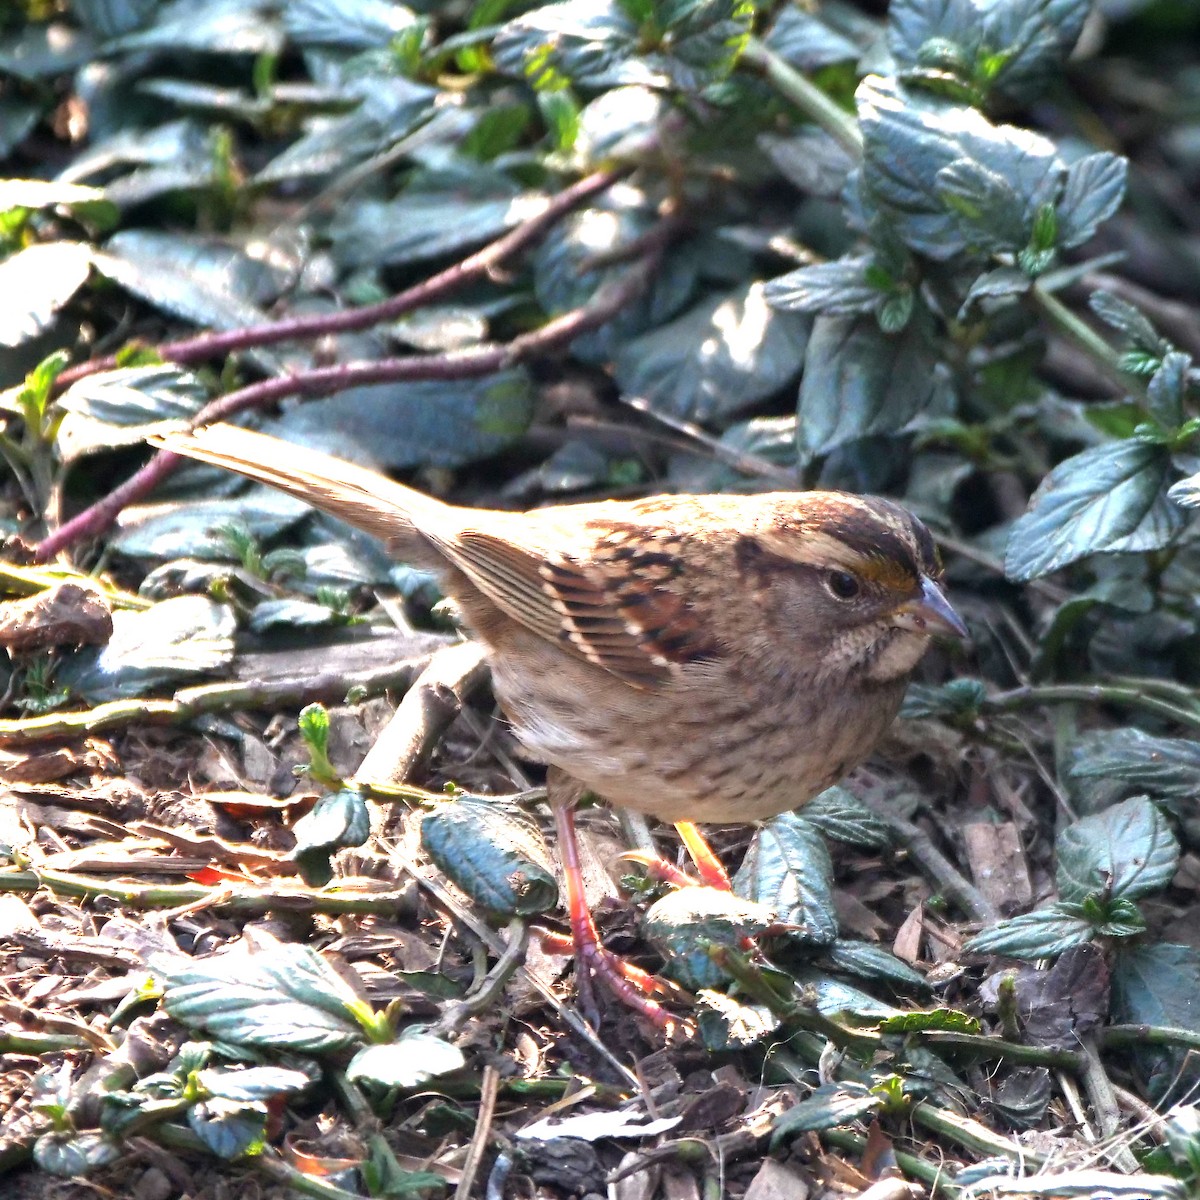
[387,844,640,1089]
[455,1064,500,1200]
[0,651,436,746]
[866,806,998,923]
[0,865,411,915]
[620,395,799,485]
[51,166,632,391]
[37,217,681,560]
[1078,1031,1141,1173]
[983,682,1200,733]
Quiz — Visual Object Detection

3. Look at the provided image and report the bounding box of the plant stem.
[911,1101,1050,1168]
[51,165,632,392]
[821,1128,961,1195]
[0,866,412,915]
[984,682,1200,732]
[1104,1023,1200,1053]
[918,1030,1081,1069]
[740,37,863,158]
[0,651,436,746]
[1032,283,1145,400]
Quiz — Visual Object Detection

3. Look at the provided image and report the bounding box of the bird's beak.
[894,576,968,639]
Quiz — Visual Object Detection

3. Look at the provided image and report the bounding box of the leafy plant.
[966,797,1179,959]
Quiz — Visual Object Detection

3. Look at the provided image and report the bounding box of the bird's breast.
[488,636,907,825]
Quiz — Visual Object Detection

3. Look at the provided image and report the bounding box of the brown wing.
[440,521,722,688]
[156,424,723,688]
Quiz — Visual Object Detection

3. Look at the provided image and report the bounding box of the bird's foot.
[620,820,734,892]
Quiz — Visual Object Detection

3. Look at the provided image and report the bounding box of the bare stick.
[52,166,632,391]
[38,218,679,560]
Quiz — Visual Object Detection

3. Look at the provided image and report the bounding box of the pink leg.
[553,803,684,1031]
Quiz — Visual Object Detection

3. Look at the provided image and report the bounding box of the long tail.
[150,424,452,561]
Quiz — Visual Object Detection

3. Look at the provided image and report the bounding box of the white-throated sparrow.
[154,423,966,1026]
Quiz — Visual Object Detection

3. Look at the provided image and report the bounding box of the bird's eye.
[826,570,860,600]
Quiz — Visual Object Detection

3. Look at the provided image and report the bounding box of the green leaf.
[791,968,906,1018]
[1057,152,1128,248]
[538,89,581,152]
[291,788,371,886]
[11,350,71,429]
[328,168,541,269]
[902,678,987,720]
[34,1131,122,1177]
[1146,352,1191,432]
[462,102,533,161]
[889,0,1089,103]
[56,597,236,703]
[879,1008,980,1033]
[1066,729,1200,812]
[857,76,1060,260]
[1089,290,1162,352]
[1056,797,1180,905]
[964,905,1094,958]
[297,702,331,757]
[643,887,775,991]
[1090,895,1147,939]
[188,1099,268,1159]
[195,1066,313,1103]
[420,796,558,917]
[935,159,1027,252]
[695,990,780,1049]
[55,365,208,461]
[763,257,878,316]
[770,1084,881,1145]
[878,290,914,333]
[1168,470,1200,509]
[800,787,890,849]
[110,3,284,53]
[155,942,381,1053]
[283,0,422,50]
[346,1030,466,1089]
[493,0,752,92]
[733,813,837,945]
[824,940,929,989]
[766,5,862,70]
[255,78,437,186]
[959,267,1031,318]
[796,310,942,463]
[1005,440,1182,580]
[92,231,284,373]
[615,283,810,421]
[533,199,698,362]
[1112,943,1200,1101]
[0,242,93,349]
[263,370,536,471]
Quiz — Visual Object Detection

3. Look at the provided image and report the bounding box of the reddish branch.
[51,165,632,392]
[36,214,681,560]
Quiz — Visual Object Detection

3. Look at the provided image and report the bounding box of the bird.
[152,423,966,1029]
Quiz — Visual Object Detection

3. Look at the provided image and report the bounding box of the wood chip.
[743,1159,810,1200]
[962,822,1032,914]
[892,902,924,965]
[0,582,112,652]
